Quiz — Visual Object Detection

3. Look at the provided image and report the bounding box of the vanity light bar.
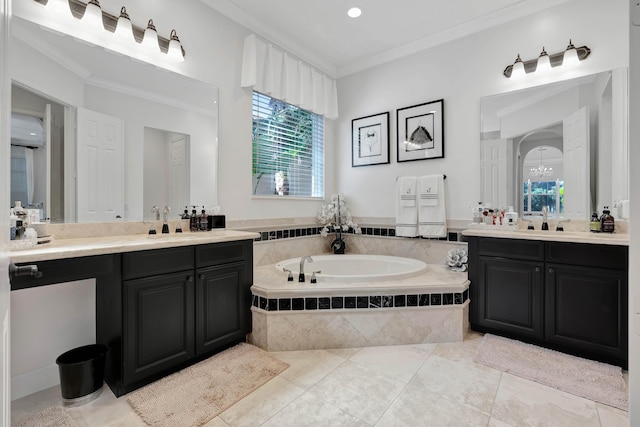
[503,42,590,78]
[33,0,185,58]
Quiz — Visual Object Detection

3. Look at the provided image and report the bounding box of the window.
[252,91,324,197]
[523,179,564,216]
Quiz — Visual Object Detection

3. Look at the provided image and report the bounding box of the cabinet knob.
[198,274,206,280]
[535,267,541,272]
[186,276,193,282]
[548,268,555,274]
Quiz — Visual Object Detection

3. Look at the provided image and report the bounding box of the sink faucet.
[162,206,171,234]
[299,256,313,282]
[541,207,549,231]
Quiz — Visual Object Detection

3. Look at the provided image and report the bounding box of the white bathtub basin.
[275,254,428,283]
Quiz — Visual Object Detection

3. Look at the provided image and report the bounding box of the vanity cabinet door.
[545,263,628,367]
[124,272,195,385]
[476,256,544,340]
[195,262,251,355]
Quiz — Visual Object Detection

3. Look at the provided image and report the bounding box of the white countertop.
[10,229,260,263]
[462,228,629,246]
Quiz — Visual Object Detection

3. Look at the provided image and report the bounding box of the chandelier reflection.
[530,165,554,177]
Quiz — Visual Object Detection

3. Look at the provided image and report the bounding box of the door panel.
[77,108,124,222]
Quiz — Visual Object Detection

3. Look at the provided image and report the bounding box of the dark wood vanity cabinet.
[468,237,628,368]
[97,239,254,396]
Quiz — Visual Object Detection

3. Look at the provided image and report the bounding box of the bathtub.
[251,254,471,351]
[275,254,428,282]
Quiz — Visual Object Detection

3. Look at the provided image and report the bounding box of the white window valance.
[241,34,339,119]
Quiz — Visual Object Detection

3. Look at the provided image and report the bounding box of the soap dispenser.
[600,206,615,233]
[200,207,208,231]
[590,212,600,232]
[190,207,198,232]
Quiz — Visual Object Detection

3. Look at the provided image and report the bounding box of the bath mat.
[473,333,628,411]
[13,405,78,427]
[127,343,289,427]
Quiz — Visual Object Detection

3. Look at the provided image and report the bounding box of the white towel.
[418,175,438,206]
[418,175,447,238]
[396,176,418,237]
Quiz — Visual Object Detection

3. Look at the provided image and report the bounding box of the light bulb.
[167,29,185,62]
[114,7,135,43]
[536,47,551,73]
[511,54,526,79]
[82,0,104,31]
[141,19,161,52]
[563,39,580,68]
[347,7,362,18]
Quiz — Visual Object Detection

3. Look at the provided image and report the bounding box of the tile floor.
[11,332,630,426]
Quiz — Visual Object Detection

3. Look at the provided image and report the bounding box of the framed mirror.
[479,68,628,220]
[10,16,219,223]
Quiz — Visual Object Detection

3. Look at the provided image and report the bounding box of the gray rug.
[127,343,289,427]
[12,405,78,427]
[473,333,628,411]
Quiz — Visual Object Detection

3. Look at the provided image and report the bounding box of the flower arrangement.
[318,194,360,253]
[446,248,468,272]
[318,193,361,237]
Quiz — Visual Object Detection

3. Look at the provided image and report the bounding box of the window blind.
[252,91,324,198]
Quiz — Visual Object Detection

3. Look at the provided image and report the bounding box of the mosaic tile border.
[252,289,469,312]
[251,226,462,242]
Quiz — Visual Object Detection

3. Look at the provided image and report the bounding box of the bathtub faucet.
[299,256,313,282]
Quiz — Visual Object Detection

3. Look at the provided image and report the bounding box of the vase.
[331,235,345,254]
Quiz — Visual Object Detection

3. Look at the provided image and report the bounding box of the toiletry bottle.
[190,207,198,232]
[200,207,208,231]
[600,207,615,233]
[590,212,600,232]
[182,207,190,220]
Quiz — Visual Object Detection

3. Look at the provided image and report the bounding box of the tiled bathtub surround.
[250,263,470,351]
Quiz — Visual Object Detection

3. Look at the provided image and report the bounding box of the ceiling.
[201,0,570,78]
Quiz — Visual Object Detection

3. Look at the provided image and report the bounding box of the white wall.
[336,0,628,221]
[627,1,639,424]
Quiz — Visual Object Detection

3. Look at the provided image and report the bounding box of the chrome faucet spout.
[541,207,549,231]
[299,256,313,282]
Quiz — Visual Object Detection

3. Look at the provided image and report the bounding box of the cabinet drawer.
[477,237,544,261]
[123,247,194,280]
[196,240,252,268]
[546,242,627,270]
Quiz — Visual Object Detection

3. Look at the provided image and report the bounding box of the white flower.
[317,193,361,235]
[446,248,468,272]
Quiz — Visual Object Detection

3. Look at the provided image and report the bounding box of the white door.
[76,108,124,222]
[563,106,591,219]
[169,136,188,212]
[1,0,12,421]
[480,138,508,208]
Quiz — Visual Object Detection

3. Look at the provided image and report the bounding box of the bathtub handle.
[310,271,321,284]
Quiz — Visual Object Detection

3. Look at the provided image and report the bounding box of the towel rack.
[396,174,446,181]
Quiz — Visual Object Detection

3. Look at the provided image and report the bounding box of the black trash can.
[56,344,107,406]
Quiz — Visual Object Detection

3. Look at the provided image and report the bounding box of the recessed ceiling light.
[347,7,362,18]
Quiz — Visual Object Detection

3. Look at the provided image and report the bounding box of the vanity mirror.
[10,17,219,223]
[480,68,628,220]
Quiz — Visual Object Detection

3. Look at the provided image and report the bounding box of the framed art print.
[396,99,444,162]
[352,112,390,167]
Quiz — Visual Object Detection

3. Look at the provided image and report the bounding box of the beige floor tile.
[270,349,347,389]
[596,402,630,427]
[491,373,600,427]
[307,359,406,425]
[325,347,361,358]
[431,331,484,361]
[376,386,490,426]
[218,376,304,427]
[412,354,502,415]
[348,343,436,382]
[262,392,370,426]
[11,385,62,424]
[203,416,232,427]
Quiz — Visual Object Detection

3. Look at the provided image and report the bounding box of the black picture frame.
[351,112,390,167]
[396,99,444,162]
